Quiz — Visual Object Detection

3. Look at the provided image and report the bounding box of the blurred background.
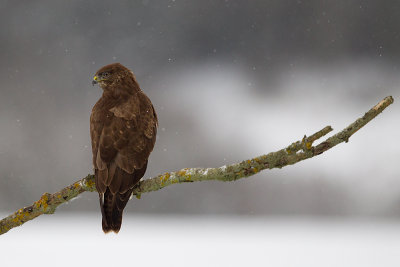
[1,1,399,266]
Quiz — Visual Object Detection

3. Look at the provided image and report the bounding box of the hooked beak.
[92,75,98,86]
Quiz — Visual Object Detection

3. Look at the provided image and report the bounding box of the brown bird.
[90,63,157,233]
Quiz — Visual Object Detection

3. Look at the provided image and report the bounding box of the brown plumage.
[90,63,157,233]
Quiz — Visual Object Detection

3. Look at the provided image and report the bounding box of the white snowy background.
[1,1,400,266]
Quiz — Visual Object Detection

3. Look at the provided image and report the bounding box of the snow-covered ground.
[2,213,400,267]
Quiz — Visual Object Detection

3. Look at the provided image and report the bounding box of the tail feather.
[100,188,132,233]
[98,162,148,233]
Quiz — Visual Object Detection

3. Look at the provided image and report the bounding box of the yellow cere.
[93,75,98,81]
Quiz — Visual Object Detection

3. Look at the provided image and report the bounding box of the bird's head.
[92,63,134,88]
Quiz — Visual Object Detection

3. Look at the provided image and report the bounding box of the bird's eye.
[100,72,110,79]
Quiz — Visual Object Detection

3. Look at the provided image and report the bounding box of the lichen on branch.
[0,96,394,235]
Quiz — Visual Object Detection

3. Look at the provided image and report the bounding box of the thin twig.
[0,96,394,235]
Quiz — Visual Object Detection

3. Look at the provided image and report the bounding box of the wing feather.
[91,88,157,233]
[92,91,157,189]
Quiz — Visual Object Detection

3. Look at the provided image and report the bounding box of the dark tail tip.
[102,214,122,234]
[111,227,121,234]
[102,219,112,234]
[102,226,120,234]
[102,225,121,234]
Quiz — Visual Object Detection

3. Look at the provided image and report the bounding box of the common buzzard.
[90,63,157,233]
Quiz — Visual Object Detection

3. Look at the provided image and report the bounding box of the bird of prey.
[90,63,157,233]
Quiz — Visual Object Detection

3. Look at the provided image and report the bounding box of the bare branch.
[0,96,394,235]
